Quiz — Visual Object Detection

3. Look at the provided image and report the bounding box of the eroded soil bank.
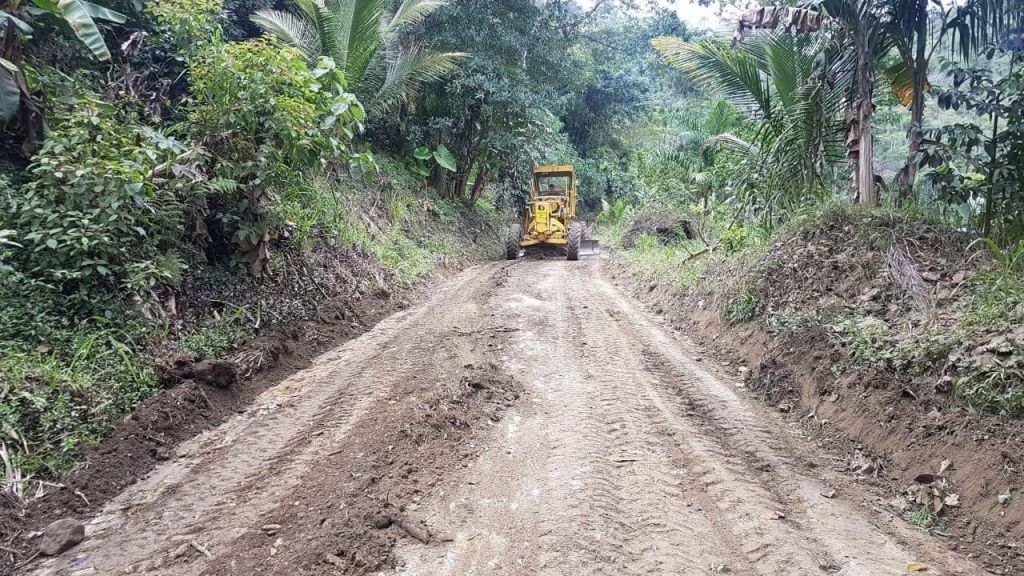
[613,249,1024,575]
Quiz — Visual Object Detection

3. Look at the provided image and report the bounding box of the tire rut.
[28,264,515,576]
[28,258,990,576]
[388,258,987,576]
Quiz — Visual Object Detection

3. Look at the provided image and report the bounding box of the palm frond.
[653,37,772,116]
[343,0,385,86]
[386,0,446,33]
[704,99,739,136]
[251,9,322,61]
[371,46,466,115]
[704,133,761,159]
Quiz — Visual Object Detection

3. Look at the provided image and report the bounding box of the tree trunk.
[854,32,877,205]
[2,19,42,156]
[469,165,489,203]
[453,168,471,200]
[895,0,929,204]
[433,165,449,198]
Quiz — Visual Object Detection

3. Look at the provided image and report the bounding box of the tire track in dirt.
[389,258,988,576]
[592,269,983,576]
[27,257,992,576]
[27,264,518,576]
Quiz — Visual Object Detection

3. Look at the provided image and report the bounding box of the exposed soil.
[612,212,1024,574]
[16,256,999,576]
[0,246,462,573]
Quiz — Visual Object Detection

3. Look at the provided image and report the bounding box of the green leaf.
[81,0,127,24]
[0,9,34,34]
[45,238,58,249]
[29,0,60,12]
[413,146,432,160]
[0,68,18,121]
[412,164,431,176]
[58,0,118,61]
[433,144,456,172]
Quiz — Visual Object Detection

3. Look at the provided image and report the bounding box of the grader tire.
[506,224,522,260]
[567,221,583,261]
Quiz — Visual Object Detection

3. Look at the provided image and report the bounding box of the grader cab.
[505,165,598,261]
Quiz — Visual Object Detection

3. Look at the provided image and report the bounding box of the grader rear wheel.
[506,223,522,260]
[567,221,583,261]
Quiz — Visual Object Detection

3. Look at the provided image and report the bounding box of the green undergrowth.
[609,201,1024,417]
[0,154,499,483]
[616,233,711,290]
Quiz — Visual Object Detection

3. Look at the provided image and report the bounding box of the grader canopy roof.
[534,171,574,196]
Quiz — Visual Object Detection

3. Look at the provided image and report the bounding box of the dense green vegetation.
[1,0,1023,493]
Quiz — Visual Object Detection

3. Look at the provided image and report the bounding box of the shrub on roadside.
[182,38,370,274]
[1,97,187,301]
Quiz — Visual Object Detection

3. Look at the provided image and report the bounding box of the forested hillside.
[3,0,1024,571]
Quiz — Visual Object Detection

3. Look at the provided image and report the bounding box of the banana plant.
[1,0,126,121]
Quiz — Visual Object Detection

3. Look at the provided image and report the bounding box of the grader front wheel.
[506,223,522,260]
[567,221,583,261]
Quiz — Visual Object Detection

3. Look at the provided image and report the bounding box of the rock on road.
[29,258,983,576]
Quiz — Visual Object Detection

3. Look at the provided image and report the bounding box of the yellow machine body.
[520,165,576,247]
[505,165,597,260]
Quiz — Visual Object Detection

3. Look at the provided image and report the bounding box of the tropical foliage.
[251,0,465,115]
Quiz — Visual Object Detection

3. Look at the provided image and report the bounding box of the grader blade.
[579,238,600,256]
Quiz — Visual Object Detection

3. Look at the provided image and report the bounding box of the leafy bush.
[719,225,749,254]
[2,97,187,300]
[597,197,632,225]
[182,38,370,274]
[831,316,897,365]
[722,284,758,323]
[147,0,225,50]
[952,349,1024,416]
[178,309,252,358]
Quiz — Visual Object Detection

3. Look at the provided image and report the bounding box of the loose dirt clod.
[161,358,238,389]
[398,519,430,544]
[372,516,392,530]
[38,518,85,556]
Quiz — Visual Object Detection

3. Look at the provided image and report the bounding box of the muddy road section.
[29,259,986,575]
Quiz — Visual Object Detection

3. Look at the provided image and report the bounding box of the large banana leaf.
[1,9,35,34]
[56,0,126,61]
[0,59,20,121]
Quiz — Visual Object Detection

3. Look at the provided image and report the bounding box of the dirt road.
[28,258,985,576]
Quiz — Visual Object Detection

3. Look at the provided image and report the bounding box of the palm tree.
[654,100,745,208]
[731,0,1023,205]
[654,32,851,208]
[727,3,884,205]
[251,0,465,116]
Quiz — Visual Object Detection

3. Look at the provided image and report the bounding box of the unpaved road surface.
[29,259,985,576]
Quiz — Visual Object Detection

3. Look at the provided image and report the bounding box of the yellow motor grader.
[505,165,598,261]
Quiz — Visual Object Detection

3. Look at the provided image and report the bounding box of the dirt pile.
[621,211,694,248]
[618,207,1024,573]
